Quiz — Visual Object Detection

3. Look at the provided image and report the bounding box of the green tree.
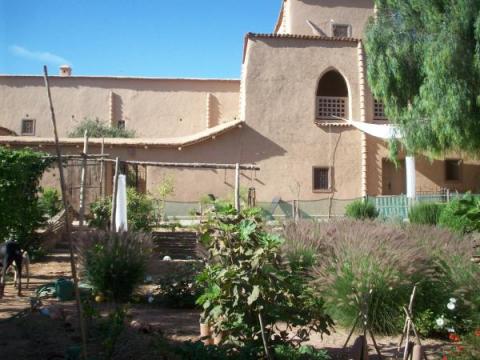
[69,118,135,138]
[365,0,480,154]
[0,147,53,249]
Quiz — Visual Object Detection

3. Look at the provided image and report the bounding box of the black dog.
[0,241,29,297]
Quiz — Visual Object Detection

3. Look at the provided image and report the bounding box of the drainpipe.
[357,41,368,197]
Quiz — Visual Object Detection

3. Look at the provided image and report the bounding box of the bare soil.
[0,251,445,359]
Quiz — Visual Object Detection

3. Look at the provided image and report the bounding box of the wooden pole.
[43,65,88,360]
[99,137,105,198]
[78,131,89,227]
[110,157,120,231]
[258,312,272,360]
[234,163,240,211]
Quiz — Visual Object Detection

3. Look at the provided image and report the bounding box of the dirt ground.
[0,251,445,359]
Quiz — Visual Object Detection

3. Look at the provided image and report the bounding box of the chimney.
[59,65,72,77]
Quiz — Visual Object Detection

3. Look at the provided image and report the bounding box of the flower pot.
[213,331,223,345]
[199,322,213,345]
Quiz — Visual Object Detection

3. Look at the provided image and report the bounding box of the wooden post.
[234,163,240,212]
[78,130,89,227]
[43,65,88,360]
[99,137,105,198]
[111,157,120,231]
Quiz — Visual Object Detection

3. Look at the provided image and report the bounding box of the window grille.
[21,119,35,135]
[332,24,351,37]
[374,100,387,120]
[313,167,330,191]
[316,96,347,120]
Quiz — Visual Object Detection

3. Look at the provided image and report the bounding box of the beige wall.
[0,76,240,139]
[242,37,363,200]
[284,0,374,38]
[366,137,480,195]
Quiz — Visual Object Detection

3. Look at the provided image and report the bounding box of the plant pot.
[212,331,223,345]
[199,322,213,345]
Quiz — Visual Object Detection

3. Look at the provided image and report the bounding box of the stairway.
[151,231,201,260]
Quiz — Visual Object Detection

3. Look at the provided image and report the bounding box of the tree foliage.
[0,147,53,248]
[365,0,480,154]
[69,118,135,138]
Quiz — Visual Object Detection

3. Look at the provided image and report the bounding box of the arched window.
[316,70,349,120]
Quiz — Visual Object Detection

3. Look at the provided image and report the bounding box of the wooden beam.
[78,131,89,227]
[103,158,259,171]
[43,65,88,360]
[99,137,105,198]
[110,157,120,231]
[234,163,240,211]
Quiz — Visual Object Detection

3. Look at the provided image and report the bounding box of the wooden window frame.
[21,119,35,136]
[312,166,333,193]
[445,159,462,183]
[316,96,348,121]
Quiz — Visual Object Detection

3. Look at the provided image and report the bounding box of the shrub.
[309,220,422,334]
[69,118,135,138]
[439,195,480,234]
[38,187,62,218]
[282,220,480,336]
[153,262,204,308]
[88,189,155,232]
[0,147,53,251]
[345,199,379,220]
[408,202,445,225]
[196,203,333,354]
[77,231,152,302]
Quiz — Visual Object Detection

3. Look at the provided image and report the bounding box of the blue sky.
[0,0,280,78]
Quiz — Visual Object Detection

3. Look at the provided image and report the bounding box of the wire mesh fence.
[155,193,478,221]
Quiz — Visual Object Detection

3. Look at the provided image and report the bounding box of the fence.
[155,193,478,222]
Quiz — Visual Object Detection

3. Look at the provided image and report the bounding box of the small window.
[313,167,331,191]
[445,160,461,182]
[374,100,387,120]
[117,120,126,130]
[332,24,351,37]
[21,119,35,135]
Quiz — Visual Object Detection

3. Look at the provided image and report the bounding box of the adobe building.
[1,0,479,209]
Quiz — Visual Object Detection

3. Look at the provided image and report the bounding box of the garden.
[1,147,479,360]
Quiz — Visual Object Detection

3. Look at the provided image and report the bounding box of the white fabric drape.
[115,175,128,232]
[340,118,416,199]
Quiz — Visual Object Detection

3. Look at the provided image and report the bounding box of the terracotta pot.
[213,331,223,345]
[199,322,213,345]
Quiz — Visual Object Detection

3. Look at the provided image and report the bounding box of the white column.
[406,156,416,199]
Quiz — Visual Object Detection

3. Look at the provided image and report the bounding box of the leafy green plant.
[0,147,53,251]
[274,345,330,360]
[77,231,152,302]
[345,199,379,220]
[153,262,204,308]
[69,118,135,138]
[156,175,175,221]
[408,202,445,225]
[38,187,62,218]
[89,196,112,230]
[100,306,128,360]
[89,188,155,231]
[439,195,480,234]
[196,203,333,354]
